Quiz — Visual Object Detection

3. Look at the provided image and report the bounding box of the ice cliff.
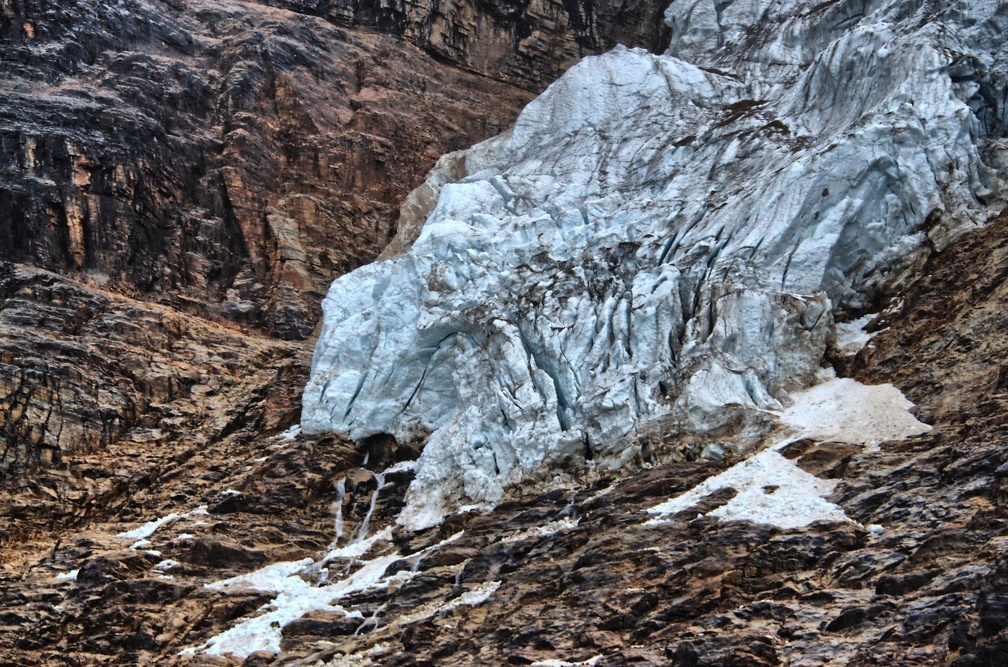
[303,0,1008,528]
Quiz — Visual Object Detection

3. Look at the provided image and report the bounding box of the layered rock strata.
[0,0,534,340]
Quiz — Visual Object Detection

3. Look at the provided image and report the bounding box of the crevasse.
[302,0,1007,529]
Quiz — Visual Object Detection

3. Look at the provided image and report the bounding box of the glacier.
[303,0,1007,529]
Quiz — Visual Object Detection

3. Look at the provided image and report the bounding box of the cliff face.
[0,0,528,340]
[0,0,667,473]
[262,0,672,90]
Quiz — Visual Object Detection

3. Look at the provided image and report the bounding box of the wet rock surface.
[1,213,1007,665]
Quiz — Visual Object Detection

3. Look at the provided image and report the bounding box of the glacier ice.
[303,0,1007,528]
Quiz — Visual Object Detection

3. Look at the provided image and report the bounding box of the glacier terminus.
[302,0,1007,528]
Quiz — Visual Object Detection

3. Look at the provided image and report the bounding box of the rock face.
[267,0,672,91]
[303,0,1008,526]
[0,262,307,474]
[0,0,533,341]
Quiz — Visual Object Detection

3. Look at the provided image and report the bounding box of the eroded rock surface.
[0,263,308,475]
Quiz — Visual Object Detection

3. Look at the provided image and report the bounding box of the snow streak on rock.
[303,0,1007,528]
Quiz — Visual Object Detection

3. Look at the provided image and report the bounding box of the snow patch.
[183,527,468,659]
[116,505,212,541]
[530,656,604,667]
[501,517,580,544]
[395,580,501,627]
[833,314,879,355]
[116,513,183,540]
[648,376,930,529]
[187,553,393,658]
[154,559,181,572]
[777,372,931,447]
[646,448,848,529]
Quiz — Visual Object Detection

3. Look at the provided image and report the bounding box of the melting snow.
[776,371,931,447]
[501,517,580,544]
[186,555,390,658]
[647,449,849,529]
[184,527,471,659]
[155,559,181,572]
[648,376,930,529]
[116,513,183,540]
[395,580,501,627]
[117,505,210,541]
[56,569,78,581]
[530,656,604,667]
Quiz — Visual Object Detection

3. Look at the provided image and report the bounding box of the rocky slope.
[2,212,1006,666]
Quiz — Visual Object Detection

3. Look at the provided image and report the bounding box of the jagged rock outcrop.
[303,0,1008,526]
